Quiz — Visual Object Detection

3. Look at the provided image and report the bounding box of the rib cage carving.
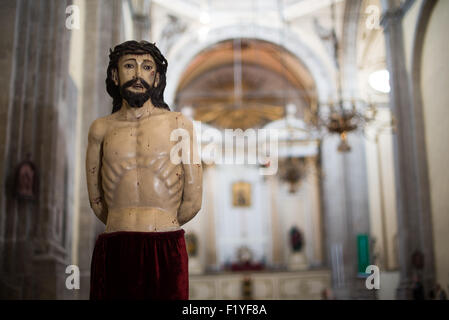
[101,153,184,206]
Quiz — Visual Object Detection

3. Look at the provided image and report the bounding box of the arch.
[164,24,336,108]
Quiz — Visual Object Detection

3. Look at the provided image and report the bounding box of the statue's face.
[112,53,160,94]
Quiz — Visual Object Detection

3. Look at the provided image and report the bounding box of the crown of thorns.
[108,40,167,73]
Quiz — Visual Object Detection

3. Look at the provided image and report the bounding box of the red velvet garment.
[90,229,188,300]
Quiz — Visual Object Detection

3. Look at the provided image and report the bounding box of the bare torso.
[100,111,184,232]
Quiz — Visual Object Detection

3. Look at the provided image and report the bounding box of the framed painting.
[232,181,251,207]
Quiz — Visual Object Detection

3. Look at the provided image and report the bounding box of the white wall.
[213,164,272,266]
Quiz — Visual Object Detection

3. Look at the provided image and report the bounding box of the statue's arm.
[177,115,203,225]
[86,119,108,224]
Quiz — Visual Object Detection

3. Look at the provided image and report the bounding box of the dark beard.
[119,78,155,109]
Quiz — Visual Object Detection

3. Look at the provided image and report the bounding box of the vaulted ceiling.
[175,39,317,129]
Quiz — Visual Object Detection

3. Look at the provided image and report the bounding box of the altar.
[189,269,331,300]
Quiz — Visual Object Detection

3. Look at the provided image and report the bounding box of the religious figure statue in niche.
[86,40,203,300]
[15,155,38,201]
[289,226,304,253]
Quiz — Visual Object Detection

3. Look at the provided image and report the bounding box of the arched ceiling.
[175,39,317,129]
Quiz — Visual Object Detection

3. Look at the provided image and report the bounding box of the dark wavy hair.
[106,40,170,113]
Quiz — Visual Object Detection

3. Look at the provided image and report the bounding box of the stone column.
[317,0,374,299]
[381,0,435,299]
[204,165,218,268]
[0,1,20,286]
[29,0,75,300]
[321,133,372,299]
[0,0,76,299]
[268,175,282,267]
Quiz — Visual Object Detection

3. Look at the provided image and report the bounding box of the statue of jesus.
[86,40,202,300]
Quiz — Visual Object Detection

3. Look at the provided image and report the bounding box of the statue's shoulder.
[103,112,121,122]
[153,108,174,119]
[169,111,194,131]
[88,116,110,143]
[100,113,125,127]
[156,110,193,129]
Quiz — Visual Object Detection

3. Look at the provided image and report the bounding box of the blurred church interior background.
[0,0,448,300]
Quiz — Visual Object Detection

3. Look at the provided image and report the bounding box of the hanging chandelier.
[279,156,307,193]
[311,0,377,152]
[316,99,377,152]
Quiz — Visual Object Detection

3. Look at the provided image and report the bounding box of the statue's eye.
[143,65,152,71]
[124,63,134,69]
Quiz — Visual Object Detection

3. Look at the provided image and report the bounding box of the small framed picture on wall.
[232,181,251,207]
